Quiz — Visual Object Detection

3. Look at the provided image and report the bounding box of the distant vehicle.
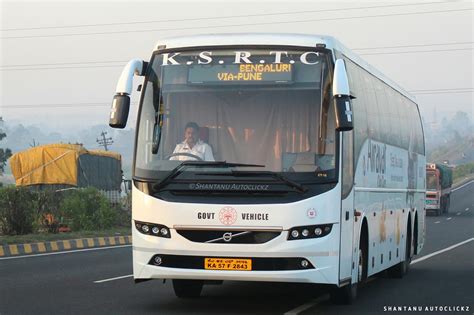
[425,163,453,216]
[9,143,123,204]
[109,34,426,304]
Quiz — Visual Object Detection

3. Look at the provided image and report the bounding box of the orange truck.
[425,163,453,216]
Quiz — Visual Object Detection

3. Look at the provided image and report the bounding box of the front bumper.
[132,225,340,285]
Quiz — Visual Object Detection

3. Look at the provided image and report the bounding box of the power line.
[412,90,474,95]
[1,41,472,70]
[2,102,137,109]
[360,47,473,55]
[0,64,124,71]
[0,60,126,68]
[1,45,473,72]
[0,1,452,32]
[2,8,472,40]
[354,41,473,50]
[2,89,471,110]
[409,88,473,92]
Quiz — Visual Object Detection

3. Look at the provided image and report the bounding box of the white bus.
[109,34,426,304]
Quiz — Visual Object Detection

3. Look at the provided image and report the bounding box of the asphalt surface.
[1,182,473,315]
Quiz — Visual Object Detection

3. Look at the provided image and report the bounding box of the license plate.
[426,199,437,205]
[204,258,252,271]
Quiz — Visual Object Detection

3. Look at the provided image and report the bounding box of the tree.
[0,117,13,175]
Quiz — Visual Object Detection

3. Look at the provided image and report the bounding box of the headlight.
[287,224,333,240]
[135,221,171,238]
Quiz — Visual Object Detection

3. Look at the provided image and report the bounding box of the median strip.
[0,235,132,258]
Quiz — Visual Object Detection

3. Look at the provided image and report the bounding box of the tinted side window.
[344,58,368,163]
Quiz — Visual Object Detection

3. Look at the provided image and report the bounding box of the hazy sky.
[1,0,473,132]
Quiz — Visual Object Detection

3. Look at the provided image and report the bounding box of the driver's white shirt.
[171,139,215,161]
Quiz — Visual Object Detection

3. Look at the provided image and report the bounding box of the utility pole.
[96,131,113,151]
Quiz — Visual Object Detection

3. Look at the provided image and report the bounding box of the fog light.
[314,227,322,236]
[324,226,331,233]
[154,256,162,265]
[141,224,150,233]
[301,259,309,268]
[151,226,160,235]
[302,229,309,237]
[291,230,299,238]
[160,228,169,236]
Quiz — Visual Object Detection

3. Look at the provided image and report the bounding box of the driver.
[171,122,215,161]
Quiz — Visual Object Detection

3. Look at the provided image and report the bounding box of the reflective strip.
[50,242,59,251]
[9,245,19,255]
[23,244,33,254]
[119,236,126,244]
[108,237,116,245]
[76,239,84,248]
[98,238,106,246]
[87,238,94,247]
[37,243,46,252]
[63,240,71,250]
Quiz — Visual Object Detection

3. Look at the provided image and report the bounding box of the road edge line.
[451,180,474,192]
[411,238,474,265]
[94,274,133,283]
[283,294,329,315]
[0,244,131,260]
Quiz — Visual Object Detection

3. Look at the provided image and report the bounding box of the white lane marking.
[0,245,131,260]
[284,295,329,315]
[411,238,474,265]
[286,238,474,314]
[434,221,440,224]
[456,212,461,216]
[446,217,452,220]
[466,208,470,211]
[94,274,133,283]
[452,180,474,192]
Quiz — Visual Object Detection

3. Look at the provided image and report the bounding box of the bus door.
[339,130,355,284]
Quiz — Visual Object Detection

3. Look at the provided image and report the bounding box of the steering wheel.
[165,152,203,161]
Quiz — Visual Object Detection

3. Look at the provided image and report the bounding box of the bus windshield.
[135,48,336,183]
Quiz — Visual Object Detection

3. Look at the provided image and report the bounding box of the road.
[1,182,473,315]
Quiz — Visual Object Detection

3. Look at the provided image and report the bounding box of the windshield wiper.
[152,161,264,191]
[197,170,308,194]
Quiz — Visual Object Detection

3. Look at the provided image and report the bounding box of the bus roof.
[154,33,416,102]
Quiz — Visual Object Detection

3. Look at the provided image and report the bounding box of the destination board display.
[188,64,293,84]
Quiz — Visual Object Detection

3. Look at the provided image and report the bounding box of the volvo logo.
[222,232,233,242]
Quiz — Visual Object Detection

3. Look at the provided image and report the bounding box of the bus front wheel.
[172,279,204,298]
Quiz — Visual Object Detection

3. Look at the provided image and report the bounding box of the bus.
[109,34,426,304]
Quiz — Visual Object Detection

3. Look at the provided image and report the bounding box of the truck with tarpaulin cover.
[9,144,123,203]
[425,163,453,216]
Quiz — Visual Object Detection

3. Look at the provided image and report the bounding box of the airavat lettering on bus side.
[109,34,425,304]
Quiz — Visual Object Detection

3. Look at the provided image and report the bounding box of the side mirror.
[332,59,354,131]
[109,94,130,128]
[109,59,146,129]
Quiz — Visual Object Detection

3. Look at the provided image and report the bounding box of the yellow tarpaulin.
[9,144,121,187]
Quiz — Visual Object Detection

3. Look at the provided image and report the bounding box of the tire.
[330,235,367,305]
[330,283,357,305]
[444,195,450,214]
[172,279,204,298]
[388,222,412,278]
